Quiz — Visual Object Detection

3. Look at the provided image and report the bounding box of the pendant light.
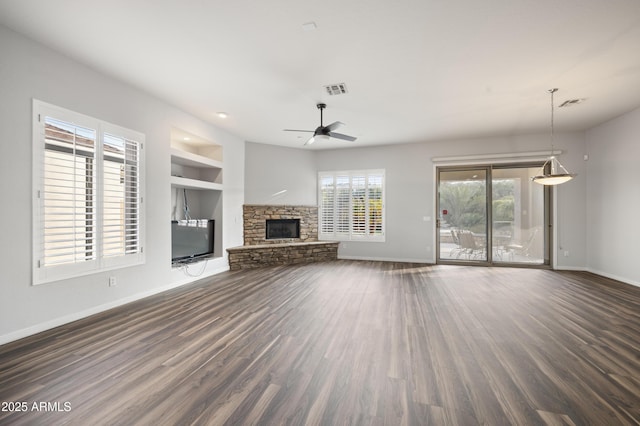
[532,88,576,185]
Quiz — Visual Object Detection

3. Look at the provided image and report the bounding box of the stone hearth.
[227,241,339,270]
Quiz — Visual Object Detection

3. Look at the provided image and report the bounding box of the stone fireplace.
[242,205,317,245]
[226,205,338,270]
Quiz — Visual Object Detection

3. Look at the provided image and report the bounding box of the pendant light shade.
[532,156,574,185]
[532,88,576,185]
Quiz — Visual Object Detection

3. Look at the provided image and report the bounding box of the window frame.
[318,169,386,242]
[32,100,145,285]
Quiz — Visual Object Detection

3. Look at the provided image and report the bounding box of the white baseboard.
[338,254,435,264]
[554,265,587,271]
[585,268,640,288]
[0,265,229,346]
[550,265,639,288]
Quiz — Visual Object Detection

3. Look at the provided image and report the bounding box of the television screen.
[171,219,214,262]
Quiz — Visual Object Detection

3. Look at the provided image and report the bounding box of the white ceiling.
[1,0,640,149]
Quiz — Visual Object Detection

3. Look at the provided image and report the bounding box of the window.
[33,100,145,284]
[318,170,385,241]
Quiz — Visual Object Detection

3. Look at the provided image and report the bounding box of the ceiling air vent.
[559,98,586,107]
[324,83,348,96]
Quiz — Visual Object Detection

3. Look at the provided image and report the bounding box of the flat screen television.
[171,219,214,263]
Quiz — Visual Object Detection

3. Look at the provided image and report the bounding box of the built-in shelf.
[170,148,223,170]
[170,175,223,191]
[170,145,222,187]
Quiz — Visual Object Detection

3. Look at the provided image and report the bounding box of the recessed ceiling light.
[217,112,228,119]
[183,137,190,141]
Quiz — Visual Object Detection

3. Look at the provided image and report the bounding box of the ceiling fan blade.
[328,132,357,142]
[283,129,314,133]
[325,121,344,132]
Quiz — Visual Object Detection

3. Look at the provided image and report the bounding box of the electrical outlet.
[109,276,117,287]
[563,251,570,257]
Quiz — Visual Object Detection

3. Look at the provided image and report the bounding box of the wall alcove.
[170,128,223,264]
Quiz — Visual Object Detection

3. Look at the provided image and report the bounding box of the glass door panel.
[438,169,488,263]
[492,167,547,265]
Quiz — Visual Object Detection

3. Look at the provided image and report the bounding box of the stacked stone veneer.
[243,204,318,245]
[227,241,339,270]
[227,204,337,270]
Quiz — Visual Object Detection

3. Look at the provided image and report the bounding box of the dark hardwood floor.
[1,261,639,425]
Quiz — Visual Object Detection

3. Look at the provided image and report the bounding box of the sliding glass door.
[437,168,488,263]
[437,164,550,266]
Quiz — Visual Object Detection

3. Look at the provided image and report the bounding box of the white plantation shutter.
[335,175,350,236]
[102,133,140,259]
[368,174,384,237]
[319,175,334,234]
[33,100,145,284]
[318,170,385,242]
[351,174,366,235]
[41,117,97,268]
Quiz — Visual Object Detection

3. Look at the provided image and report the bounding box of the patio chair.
[506,228,538,260]
[449,230,463,258]
[457,230,485,260]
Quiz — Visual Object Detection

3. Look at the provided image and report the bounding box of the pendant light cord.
[549,88,557,156]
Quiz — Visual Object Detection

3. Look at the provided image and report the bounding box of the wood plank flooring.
[1,261,640,425]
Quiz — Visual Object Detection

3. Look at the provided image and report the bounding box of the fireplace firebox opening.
[266,219,300,240]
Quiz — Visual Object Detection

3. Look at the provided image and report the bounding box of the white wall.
[585,107,640,286]
[315,143,435,262]
[244,142,317,205]
[0,25,244,344]
[245,134,587,267]
[320,134,587,266]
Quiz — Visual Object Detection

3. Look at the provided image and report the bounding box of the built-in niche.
[170,127,223,263]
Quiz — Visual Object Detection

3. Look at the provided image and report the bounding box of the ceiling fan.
[284,103,357,145]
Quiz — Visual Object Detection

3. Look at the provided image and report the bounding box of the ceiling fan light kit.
[284,103,357,145]
[308,134,330,145]
[532,88,576,186]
